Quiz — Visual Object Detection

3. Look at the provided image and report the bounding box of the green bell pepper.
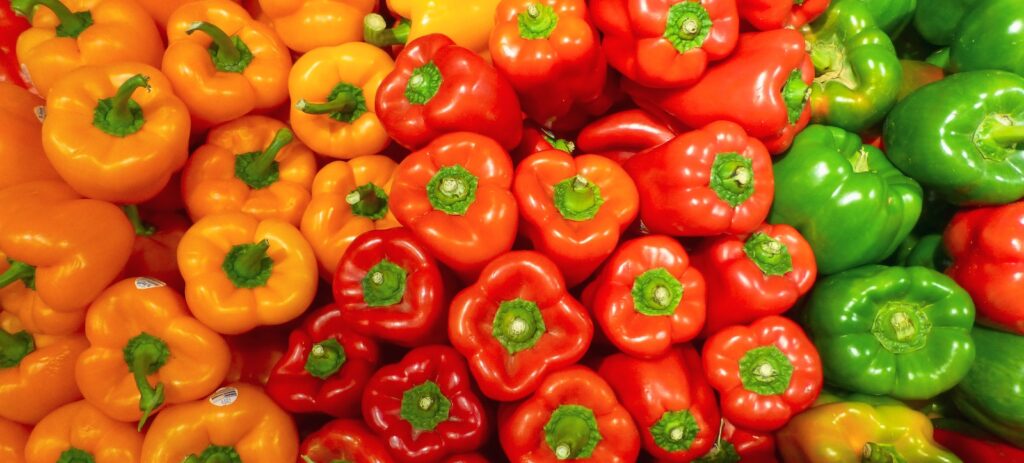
[950,0,1024,76]
[884,70,1024,206]
[770,125,922,275]
[888,233,950,271]
[893,26,941,61]
[952,327,1024,447]
[913,0,985,46]
[854,0,917,35]
[804,265,976,400]
[803,0,902,133]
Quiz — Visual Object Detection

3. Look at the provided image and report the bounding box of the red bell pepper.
[591,0,739,89]
[702,315,823,432]
[490,0,607,131]
[300,418,395,463]
[389,132,518,281]
[624,120,774,237]
[624,29,814,154]
[443,454,489,463]
[691,224,817,337]
[736,0,829,30]
[265,305,380,417]
[932,420,1024,462]
[513,150,639,286]
[582,235,706,358]
[376,34,523,151]
[449,251,593,401]
[598,346,720,462]
[694,419,779,463]
[362,345,489,463]
[223,324,291,386]
[120,206,188,292]
[0,2,28,88]
[512,123,575,165]
[333,228,451,347]
[576,109,677,165]
[945,201,1024,334]
[499,365,640,462]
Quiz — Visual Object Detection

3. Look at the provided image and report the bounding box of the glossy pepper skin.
[164,0,291,129]
[390,132,518,281]
[75,278,231,429]
[598,346,719,461]
[514,150,638,286]
[949,0,1024,76]
[804,265,976,400]
[371,0,499,58]
[951,327,1024,447]
[222,324,290,387]
[300,418,395,463]
[933,419,1024,461]
[592,0,737,89]
[362,345,489,463]
[490,0,607,130]
[289,42,394,159]
[694,419,778,463]
[0,83,60,190]
[512,123,575,164]
[853,0,916,34]
[889,232,949,271]
[884,70,1024,206]
[41,63,190,204]
[624,29,813,154]
[24,400,143,463]
[770,125,922,274]
[301,156,401,275]
[912,0,981,45]
[576,109,676,164]
[780,402,961,463]
[266,305,379,417]
[897,59,944,101]
[0,318,88,425]
[0,4,29,88]
[625,120,774,237]
[121,208,189,292]
[583,236,706,358]
[703,316,823,432]
[0,253,83,336]
[177,212,318,334]
[449,251,593,401]
[737,0,828,30]
[0,417,27,463]
[333,228,450,347]
[140,383,299,463]
[12,0,162,98]
[499,365,640,462]
[182,116,317,226]
[376,34,523,151]
[258,0,375,52]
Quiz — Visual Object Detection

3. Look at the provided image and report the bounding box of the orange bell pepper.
[12,0,163,98]
[163,0,291,128]
[0,83,60,190]
[41,63,190,204]
[134,0,242,29]
[140,383,299,463]
[182,116,317,226]
[300,155,401,274]
[0,417,28,463]
[24,400,143,463]
[121,206,189,292]
[367,0,499,59]
[76,278,231,430]
[0,254,84,336]
[289,41,393,159]
[177,212,318,334]
[258,0,375,52]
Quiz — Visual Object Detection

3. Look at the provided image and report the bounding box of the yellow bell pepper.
[0,416,28,463]
[257,0,376,52]
[24,400,143,463]
[364,0,500,60]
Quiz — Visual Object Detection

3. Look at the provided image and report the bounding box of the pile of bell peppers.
[2,0,1024,461]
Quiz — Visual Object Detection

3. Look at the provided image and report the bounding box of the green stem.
[187,21,240,64]
[663,2,712,54]
[426,165,478,215]
[360,259,407,307]
[56,448,95,463]
[743,233,793,276]
[11,0,93,38]
[552,175,604,221]
[400,381,452,431]
[122,205,155,237]
[782,69,809,125]
[709,152,755,207]
[492,298,546,354]
[363,14,410,47]
[738,345,794,396]
[93,74,149,137]
[183,445,242,463]
[871,302,931,353]
[405,62,443,105]
[296,93,357,115]
[650,410,698,452]
[517,3,559,39]
[221,240,274,288]
[123,332,169,430]
[347,183,389,220]
[304,338,346,379]
[990,124,1024,146]
[235,128,291,190]
[631,268,683,316]
[0,330,35,368]
[295,82,367,123]
[544,405,602,460]
[0,260,35,290]
[543,131,575,153]
[862,442,908,463]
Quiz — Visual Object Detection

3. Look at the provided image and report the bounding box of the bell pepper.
[300,418,394,463]
[912,0,982,46]
[514,150,639,286]
[266,304,379,417]
[951,327,1024,447]
[389,132,517,281]
[499,365,640,462]
[223,324,290,386]
[694,419,779,463]
[0,315,88,424]
[703,315,823,432]
[289,42,393,159]
[0,254,84,336]
[624,120,774,237]
[301,156,401,275]
[512,123,575,165]
[736,0,829,30]
[592,0,738,89]
[490,0,607,130]
[598,346,719,461]
[624,29,812,154]
[12,0,162,98]
[576,109,676,164]
[177,212,318,334]
[889,232,949,271]
[582,235,706,358]
[770,125,923,274]
[0,180,135,313]
[692,224,817,337]
[933,419,1024,461]
[853,0,916,35]
[257,0,375,52]
[364,0,499,59]
[332,228,450,347]
[0,417,27,463]
[75,278,231,430]
[24,400,143,463]
[804,265,976,400]
[140,383,299,463]
[883,71,1024,206]
[802,0,902,133]
[0,83,60,190]
[362,345,489,463]
[449,251,593,401]
[121,207,189,292]
[897,59,944,101]
[949,0,1024,75]
[376,34,523,151]
[164,0,291,129]
[444,454,488,463]
[182,116,317,226]
[0,3,29,88]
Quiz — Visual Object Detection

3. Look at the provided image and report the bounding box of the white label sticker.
[134,277,166,290]
[33,105,45,123]
[209,387,238,407]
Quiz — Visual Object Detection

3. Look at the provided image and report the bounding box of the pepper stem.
[187,21,240,63]
[304,338,347,379]
[517,3,559,39]
[11,0,93,38]
[56,448,95,463]
[782,69,809,125]
[0,260,35,290]
[871,302,931,354]
[631,268,684,316]
[123,332,170,430]
[363,13,410,47]
[183,445,242,463]
[426,165,478,215]
[221,239,274,288]
[296,94,357,115]
[93,74,149,137]
[400,381,452,431]
[552,175,604,221]
[990,124,1024,146]
[361,259,407,307]
[709,152,755,207]
[663,2,712,54]
[492,298,546,354]
[862,442,907,463]
[738,345,794,396]
[650,410,698,452]
[405,62,443,105]
[743,233,793,276]
[347,183,389,220]
[235,128,291,190]
[544,405,602,460]
[543,131,575,153]
[0,330,35,368]
[122,205,155,237]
